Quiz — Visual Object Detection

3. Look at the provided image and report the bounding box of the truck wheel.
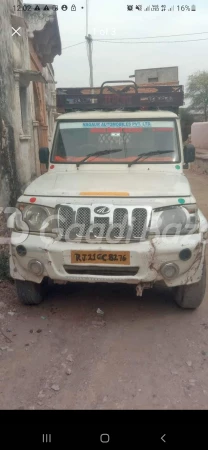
[15,280,45,305]
[174,262,206,310]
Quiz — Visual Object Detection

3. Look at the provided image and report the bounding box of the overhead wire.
[61,32,208,51]
[93,37,208,44]
[94,31,208,41]
[62,41,86,50]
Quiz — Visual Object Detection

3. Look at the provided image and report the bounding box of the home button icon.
[100,434,110,443]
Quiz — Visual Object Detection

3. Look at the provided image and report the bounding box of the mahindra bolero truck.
[7,81,208,309]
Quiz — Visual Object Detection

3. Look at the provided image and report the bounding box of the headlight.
[15,204,57,233]
[150,204,199,235]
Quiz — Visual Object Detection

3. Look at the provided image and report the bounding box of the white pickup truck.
[7,81,207,309]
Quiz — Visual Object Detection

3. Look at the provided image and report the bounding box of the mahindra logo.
[94,206,110,215]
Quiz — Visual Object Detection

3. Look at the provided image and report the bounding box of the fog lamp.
[160,263,179,280]
[28,260,44,276]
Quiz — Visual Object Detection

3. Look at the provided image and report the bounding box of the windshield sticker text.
[82,121,151,128]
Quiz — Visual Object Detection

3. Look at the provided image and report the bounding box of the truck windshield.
[51,120,179,164]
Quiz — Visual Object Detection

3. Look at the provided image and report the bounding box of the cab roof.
[57,110,178,121]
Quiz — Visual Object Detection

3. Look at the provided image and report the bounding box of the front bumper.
[9,232,206,287]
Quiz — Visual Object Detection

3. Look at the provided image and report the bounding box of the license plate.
[71,251,130,265]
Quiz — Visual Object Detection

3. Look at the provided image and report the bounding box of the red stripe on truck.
[90,128,143,133]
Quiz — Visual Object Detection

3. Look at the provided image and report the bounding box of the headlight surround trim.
[150,204,199,236]
[15,203,57,233]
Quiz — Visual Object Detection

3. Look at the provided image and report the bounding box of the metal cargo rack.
[56,80,184,113]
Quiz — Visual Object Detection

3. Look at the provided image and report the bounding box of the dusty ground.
[0,170,208,410]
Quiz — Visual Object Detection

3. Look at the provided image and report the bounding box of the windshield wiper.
[76,148,123,168]
[128,150,174,167]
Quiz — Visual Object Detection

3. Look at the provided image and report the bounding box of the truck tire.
[15,280,45,305]
[174,262,206,310]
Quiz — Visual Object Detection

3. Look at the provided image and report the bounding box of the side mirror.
[183,144,195,164]
[39,147,49,168]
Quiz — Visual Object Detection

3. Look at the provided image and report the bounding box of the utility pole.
[85,0,94,88]
[86,0,89,35]
[86,34,94,88]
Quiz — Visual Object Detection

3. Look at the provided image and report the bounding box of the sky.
[42,0,208,90]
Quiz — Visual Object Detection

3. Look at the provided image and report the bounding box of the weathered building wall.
[0,1,61,207]
[0,0,38,206]
[134,67,179,85]
[0,0,22,207]
[191,155,208,175]
[189,123,208,174]
[29,43,57,175]
[43,64,57,147]
[191,122,208,152]
[12,4,37,189]
[26,6,61,174]
[29,47,57,149]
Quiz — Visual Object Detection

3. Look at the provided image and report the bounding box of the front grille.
[113,208,128,238]
[58,205,74,238]
[132,208,147,238]
[57,205,149,242]
[64,266,139,276]
[76,207,91,236]
[93,217,109,237]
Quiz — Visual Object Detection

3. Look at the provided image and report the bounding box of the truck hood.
[24,171,191,197]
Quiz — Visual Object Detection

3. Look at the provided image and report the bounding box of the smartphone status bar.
[127,4,196,12]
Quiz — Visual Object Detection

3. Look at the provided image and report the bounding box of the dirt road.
[0,170,208,410]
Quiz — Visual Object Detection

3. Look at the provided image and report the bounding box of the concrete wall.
[0,0,61,207]
[190,122,208,174]
[0,0,21,207]
[12,4,37,189]
[42,64,57,148]
[191,156,208,174]
[191,122,208,151]
[0,0,38,207]
[135,67,178,84]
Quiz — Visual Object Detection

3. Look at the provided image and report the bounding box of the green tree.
[186,71,208,121]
